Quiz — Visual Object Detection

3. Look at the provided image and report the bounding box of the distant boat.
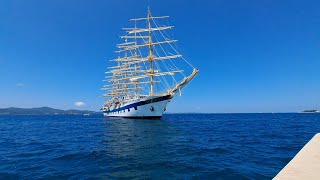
[101,7,199,119]
[302,110,320,113]
[83,113,91,116]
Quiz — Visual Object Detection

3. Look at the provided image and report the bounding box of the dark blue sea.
[1,113,320,179]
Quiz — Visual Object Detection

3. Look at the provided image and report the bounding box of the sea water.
[0,113,320,179]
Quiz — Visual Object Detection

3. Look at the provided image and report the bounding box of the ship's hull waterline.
[103,95,172,119]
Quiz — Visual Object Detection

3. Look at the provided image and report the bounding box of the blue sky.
[0,0,319,113]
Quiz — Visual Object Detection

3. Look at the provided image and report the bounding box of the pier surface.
[274,133,320,179]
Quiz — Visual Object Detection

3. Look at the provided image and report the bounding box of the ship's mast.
[147,7,155,96]
[102,7,199,101]
[124,40,128,98]
[134,20,139,98]
[116,54,121,98]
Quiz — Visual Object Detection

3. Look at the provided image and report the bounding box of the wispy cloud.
[16,83,25,87]
[74,101,86,107]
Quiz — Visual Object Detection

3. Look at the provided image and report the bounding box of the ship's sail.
[102,7,198,107]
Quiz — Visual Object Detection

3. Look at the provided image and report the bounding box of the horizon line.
[0,106,312,114]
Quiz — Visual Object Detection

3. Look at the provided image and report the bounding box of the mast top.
[130,7,169,21]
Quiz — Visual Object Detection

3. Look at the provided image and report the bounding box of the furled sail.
[102,7,198,101]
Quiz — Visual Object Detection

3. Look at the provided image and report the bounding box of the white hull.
[103,95,171,118]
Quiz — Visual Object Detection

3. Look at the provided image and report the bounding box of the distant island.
[302,110,320,113]
[0,107,98,115]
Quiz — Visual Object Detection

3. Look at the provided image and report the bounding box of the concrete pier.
[274,133,320,180]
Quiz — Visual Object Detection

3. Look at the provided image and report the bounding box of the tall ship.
[101,7,199,118]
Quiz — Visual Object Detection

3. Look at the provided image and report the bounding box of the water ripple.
[0,113,320,179]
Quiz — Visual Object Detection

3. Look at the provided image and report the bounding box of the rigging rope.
[150,15,196,69]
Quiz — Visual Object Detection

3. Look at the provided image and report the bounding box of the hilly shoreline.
[0,107,98,115]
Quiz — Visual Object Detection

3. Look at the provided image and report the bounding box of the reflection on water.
[101,117,171,158]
